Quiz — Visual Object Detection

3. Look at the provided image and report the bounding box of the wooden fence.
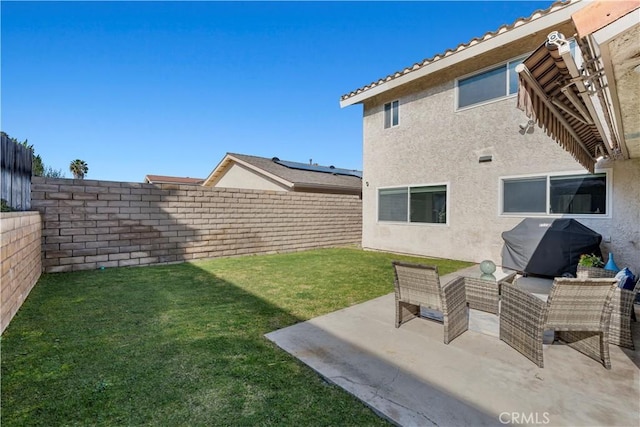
[1,133,33,211]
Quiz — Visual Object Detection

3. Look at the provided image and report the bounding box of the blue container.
[604,253,620,272]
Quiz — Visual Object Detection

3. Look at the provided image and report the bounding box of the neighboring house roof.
[202,153,362,194]
[144,175,204,185]
[340,0,583,107]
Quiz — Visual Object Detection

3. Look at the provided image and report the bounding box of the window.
[384,100,399,128]
[457,57,524,109]
[378,184,447,224]
[550,174,607,215]
[501,172,608,216]
[410,186,447,223]
[503,177,546,214]
[379,187,407,221]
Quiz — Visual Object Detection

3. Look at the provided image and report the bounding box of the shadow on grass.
[1,262,391,426]
[1,250,488,426]
[6,246,637,426]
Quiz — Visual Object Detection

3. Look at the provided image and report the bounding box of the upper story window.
[501,171,609,216]
[456,56,525,110]
[384,100,399,128]
[378,184,448,224]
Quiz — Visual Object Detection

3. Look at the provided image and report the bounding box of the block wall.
[1,211,42,333]
[31,177,362,273]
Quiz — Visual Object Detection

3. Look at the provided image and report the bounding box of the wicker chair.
[392,261,468,344]
[576,266,639,349]
[500,277,618,369]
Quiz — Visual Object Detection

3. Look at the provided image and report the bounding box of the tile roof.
[340,0,578,103]
[227,153,362,191]
[144,175,204,185]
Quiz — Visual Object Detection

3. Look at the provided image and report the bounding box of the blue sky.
[2,1,553,183]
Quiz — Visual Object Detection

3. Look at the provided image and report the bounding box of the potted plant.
[576,253,613,278]
[578,253,604,268]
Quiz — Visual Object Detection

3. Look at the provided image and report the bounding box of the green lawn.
[1,247,472,426]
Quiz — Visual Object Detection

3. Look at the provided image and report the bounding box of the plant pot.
[576,265,616,279]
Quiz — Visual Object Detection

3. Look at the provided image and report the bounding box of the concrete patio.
[265,267,640,426]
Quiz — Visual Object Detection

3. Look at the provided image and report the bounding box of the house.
[340,0,639,274]
[144,175,204,185]
[201,153,362,196]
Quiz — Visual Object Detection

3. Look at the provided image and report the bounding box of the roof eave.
[292,182,361,194]
[340,0,585,108]
[202,153,234,187]
[587,10,639,159]
[202,153,295,189]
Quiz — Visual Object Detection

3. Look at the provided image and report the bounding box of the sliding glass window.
[379,185,448,224]
[457,57,525,109]
[501,172,608,216]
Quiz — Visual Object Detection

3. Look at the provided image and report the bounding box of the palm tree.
[69,159,89,179]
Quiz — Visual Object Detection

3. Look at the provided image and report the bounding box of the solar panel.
[273,159,362,178]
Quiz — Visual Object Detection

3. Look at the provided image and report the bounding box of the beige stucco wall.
[214,163,289,192]
[579,158,640,271]
[361,75,640,274]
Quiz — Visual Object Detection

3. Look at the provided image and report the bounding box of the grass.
[1,247,473,426]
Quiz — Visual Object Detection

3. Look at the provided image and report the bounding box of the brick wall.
[31,177,362,273]
[1,211,42,333]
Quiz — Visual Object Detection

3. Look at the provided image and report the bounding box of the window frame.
[377,182,450,226]
[498,169,612,218]
[455,54,528,111]
[383,100,399,129]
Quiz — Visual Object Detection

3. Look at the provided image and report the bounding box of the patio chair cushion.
[615,268,636,290]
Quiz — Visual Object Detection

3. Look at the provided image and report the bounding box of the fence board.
[1,133,32,210]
